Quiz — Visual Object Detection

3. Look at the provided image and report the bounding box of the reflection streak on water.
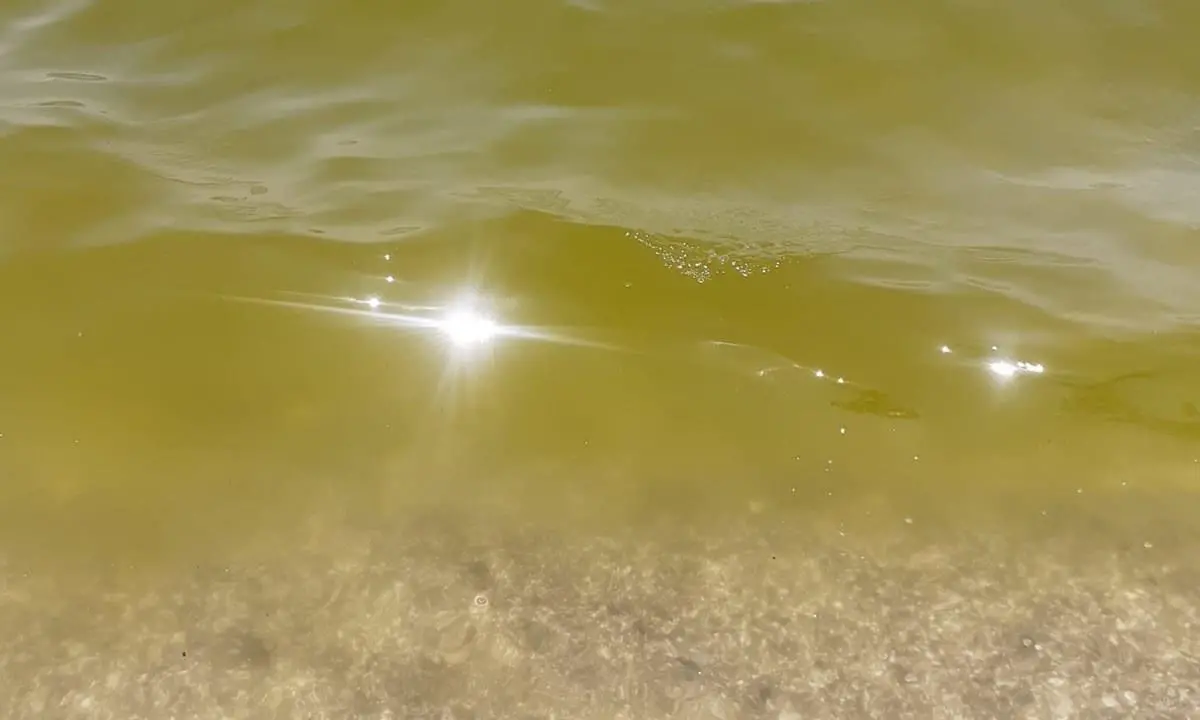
[222,289,622,355]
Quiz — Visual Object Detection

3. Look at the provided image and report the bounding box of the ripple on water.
[0,124,169,255]
[0,0,1199,330]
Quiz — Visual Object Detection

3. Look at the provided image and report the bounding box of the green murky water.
[2,0,1197,564]
[1,2,1199,716]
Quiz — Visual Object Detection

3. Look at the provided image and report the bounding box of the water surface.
[1,1,1199,717]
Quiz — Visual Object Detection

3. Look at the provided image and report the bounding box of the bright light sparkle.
[987,359,1045,379]
[440,307,499,348]
[223,290,621,358]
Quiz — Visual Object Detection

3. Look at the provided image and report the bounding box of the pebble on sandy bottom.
[0,510,1197,720]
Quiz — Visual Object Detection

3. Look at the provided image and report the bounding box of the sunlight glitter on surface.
[439,305,500,349]
[937,344,1047,382]
[986,358,1046,380]
[223,289,619,358]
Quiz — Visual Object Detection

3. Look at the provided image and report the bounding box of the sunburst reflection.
[223,288,617,359]
[223,287,625,432]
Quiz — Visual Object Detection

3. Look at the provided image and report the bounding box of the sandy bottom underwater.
[1,492,1198,720]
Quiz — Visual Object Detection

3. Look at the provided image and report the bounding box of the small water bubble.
[904,517,913,525]
[473,594,489,607]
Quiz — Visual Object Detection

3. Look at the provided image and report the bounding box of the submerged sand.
[1,495,1197,720]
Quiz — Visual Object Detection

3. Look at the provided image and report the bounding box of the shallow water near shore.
[2,0,1200,717]
[3,495,1199,719]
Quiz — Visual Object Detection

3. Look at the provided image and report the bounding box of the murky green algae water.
[1,0,1199,717]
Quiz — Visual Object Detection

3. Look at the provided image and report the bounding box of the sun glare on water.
[439,306,500,349]
[224,286,617,372]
